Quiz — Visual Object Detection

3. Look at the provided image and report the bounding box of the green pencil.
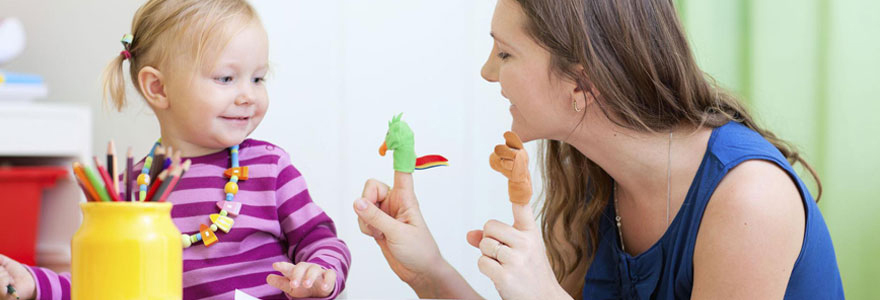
[7,284,20,299]
[83,164,112,202]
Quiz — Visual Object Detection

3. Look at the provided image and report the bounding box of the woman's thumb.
[511,203,536,231]
[392,171,414,192]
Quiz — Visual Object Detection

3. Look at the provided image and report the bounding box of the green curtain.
[676,0,880,298]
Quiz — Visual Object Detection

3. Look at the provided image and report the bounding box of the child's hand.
[0,254,35,300]
[267,262,336,298]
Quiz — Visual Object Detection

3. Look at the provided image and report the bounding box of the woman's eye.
[215,76,234,83]
[497,52,511,60]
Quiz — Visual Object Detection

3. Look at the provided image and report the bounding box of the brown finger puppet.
[489,131,532,205]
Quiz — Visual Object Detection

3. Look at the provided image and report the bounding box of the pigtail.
[101,54,128,112]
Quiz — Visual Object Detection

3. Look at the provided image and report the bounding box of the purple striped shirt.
[28,139,351,300]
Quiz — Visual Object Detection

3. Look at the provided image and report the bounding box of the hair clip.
[120,34,134,60]
[121,34,133,46]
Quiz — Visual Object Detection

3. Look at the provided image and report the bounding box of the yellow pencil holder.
[72,202,182,300]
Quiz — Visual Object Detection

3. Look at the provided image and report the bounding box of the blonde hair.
[102,0,260,111]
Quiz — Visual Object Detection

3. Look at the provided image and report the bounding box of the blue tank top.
[582,121,844,299]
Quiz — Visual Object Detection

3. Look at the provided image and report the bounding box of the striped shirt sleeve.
[26,266,71,300]
[274,151,351,299]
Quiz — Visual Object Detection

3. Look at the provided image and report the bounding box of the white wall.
[252,1,545,298]
[2,0,543,298]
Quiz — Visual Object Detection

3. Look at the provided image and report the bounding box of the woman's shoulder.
[698,122,807,238]
[706,121,787,168]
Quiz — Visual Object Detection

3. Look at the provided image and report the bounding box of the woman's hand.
[0,254,35,300]
[474,130,570,299]
[353,172,480,299]
[354,172,442,285]
[266,262,336,298]
[467,203,572,300]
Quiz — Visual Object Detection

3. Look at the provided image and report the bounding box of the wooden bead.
[200,224,218,246]
[217,201,241,216]
[223,167,248,181]
[210,214,234,233]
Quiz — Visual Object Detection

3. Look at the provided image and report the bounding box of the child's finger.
[266,274,293,295]
[302,265,325,288]
[288,263,310,288]
[272,262,296,278]
[0,269,10,295]
[320,269,337,293]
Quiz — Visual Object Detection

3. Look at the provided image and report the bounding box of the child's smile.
[219,114,254,126]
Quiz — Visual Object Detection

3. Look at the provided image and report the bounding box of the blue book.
[0,70,44,85]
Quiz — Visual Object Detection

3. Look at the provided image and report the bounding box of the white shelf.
[0,103,91,271]
[0,103,90,158]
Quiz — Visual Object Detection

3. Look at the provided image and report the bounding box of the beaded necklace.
[138,140,246,248]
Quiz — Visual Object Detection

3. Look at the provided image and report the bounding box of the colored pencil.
[155,159,190,202]
[108,140,119,199]
[82,164,111,202]
[7,283,20,299]
[93,157,121,202]
[72,162,100,202]
[148,146,166,185]
[144,169,169,202]
[126,147,133,201]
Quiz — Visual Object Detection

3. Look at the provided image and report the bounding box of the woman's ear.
[570,65,598,110]
[137,66,169,110]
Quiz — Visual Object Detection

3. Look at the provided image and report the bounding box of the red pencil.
[93,157,121,202]
[156,160,190,202]
[144,169,169,202]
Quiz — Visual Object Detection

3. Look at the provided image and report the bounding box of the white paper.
[234,289,261,300]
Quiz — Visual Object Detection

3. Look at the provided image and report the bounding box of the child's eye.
[497,52,511,60]
[215,76,234,84]
[253,77,265,84]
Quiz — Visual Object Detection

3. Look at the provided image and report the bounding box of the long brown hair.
[512,0,822,297]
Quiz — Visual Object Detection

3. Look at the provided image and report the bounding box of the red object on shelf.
[0,167,68,266]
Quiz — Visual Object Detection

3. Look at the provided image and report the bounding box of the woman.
[352,0,844,298]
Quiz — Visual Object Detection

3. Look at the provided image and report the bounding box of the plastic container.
[0,167,67,265]
[72,202,182,300]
